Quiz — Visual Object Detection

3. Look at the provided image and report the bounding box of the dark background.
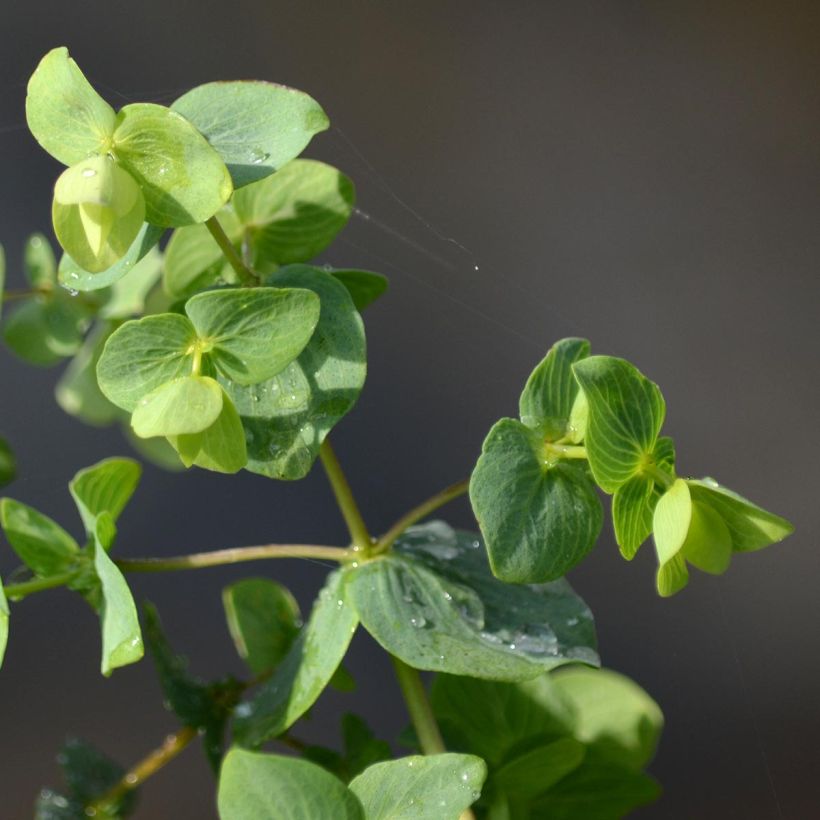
[1,2,818,817]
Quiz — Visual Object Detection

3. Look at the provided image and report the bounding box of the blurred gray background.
[1,1,817,817]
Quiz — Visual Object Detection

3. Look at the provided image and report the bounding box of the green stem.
[375,478,469,554]
[3,571,76,601]
[116,543,351,573]
[318,439,372,551]
[205,216,256,286]
[87,725,197,815]
[544,442,587,460]
[643,463,676,489]
[391,657,446,755]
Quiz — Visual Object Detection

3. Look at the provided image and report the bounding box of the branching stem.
[318,439,372,551]
[205,216,257,286]
[3,571,76,601]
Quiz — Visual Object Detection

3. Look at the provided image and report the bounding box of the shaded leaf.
[492,738,586,801]
[24,233,57,288]
[331,269,389,311]
[0,436,16,487]
[69,457,141,535]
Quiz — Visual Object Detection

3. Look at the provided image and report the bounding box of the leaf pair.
[27,48,234,272]
[217,748,486,820]
[97,286,320,473]
[432,666,663,819]
[0,458,143,674]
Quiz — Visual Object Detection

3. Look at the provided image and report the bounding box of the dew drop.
[81,168,97,178]
[250,149,270,165]
[125,773,138,784]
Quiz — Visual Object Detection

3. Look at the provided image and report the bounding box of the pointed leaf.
[26,47,116,166]
[331,269,389,311]
[24,233,57,288]
[652,478,691,597]
[223,265,367,480]
[572,356,666,493]
[234,570,358,746]
[217,749,364,820]
[349,754,486,820]
[97,313,197,411]
[0,498,79,577]
[69,457,141,534]
[172,82,329,188]
[92,513,143,675]
[470,418,602,582]
[519,338,590,436]
[185,286,320,384]
[346,522,598,681]
[222,578,301,677]
[612,476,654,560]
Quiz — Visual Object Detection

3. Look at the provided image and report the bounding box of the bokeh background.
[1,2,818,817]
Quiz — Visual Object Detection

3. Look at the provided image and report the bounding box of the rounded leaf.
[132,375,223,438]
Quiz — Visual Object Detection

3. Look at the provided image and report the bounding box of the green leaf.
[99,246,163,319]
[163,212,241,300]
[36,737,138,819]
[687,478,794,553]
[330,269,389,311]
[529,756,661,820]
[469,418,602,582]
[234,570,358,746]
[552,667,663,770]
[346,522,598,681]
[131,375,224,438]
[25,47,116,166]
[143,603,242,771]
[222,578,301,677]
[217,749,364,820]
[652,479,692,597]
[431,673,576,768]
[172,82,329,189]
[52,156,146,274]
[0,498,79,577]
[69,457,141,535]
[349,754,486,819]
[122,424,185,471]
[59,223,164,293]
[97,313,197,411]
[56,323,120,426]
[223,265,366,480]
[572,356,666,493]
[167,389,247,473]
[185,286,320,384]
[0,436,16,487]
[519,338,590,436]
[339,714,392,779]
[24,233,57,288]
[112,103,233,226]
[0,575,8,668]
[92,513,143,676]
[680,497,733,575]
[232,160,355,267]
[493,739,586,801]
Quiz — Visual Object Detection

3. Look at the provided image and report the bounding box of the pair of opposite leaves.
[470,338,792,596]
[26,47,328,273]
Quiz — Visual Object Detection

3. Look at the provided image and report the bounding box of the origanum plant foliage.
[0,47,794,820]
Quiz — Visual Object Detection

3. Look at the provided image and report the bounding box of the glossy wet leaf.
[232,160,355,267]
[163,212,240,300]
[186,286,320,384]
[97,313,197,411]
[0,498,78,578]
[431,673,576,767]
[167,390,247,473]
[519,338,590,436]
[222,578,301,677]
[234,570,358,746]
[59,223,164,293]
[330,269,389,311]
[687,478,794,552]
[552,667,663,770]
[0,436,16,487]
[52,156,145,273]
[132,375,223,438]
[112,103,233,226]
[222,266,366,480]
[92,514,143,676]
[470,418,602,582]
[26,47,116,166]
[172,82,329,188]
[143,604,242,771]
[69,457,141,535]
[348,754,486,819]
[24,233,57,288]
[346,522,598,681]
[217,749,364,820]
[572,356,666,493]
